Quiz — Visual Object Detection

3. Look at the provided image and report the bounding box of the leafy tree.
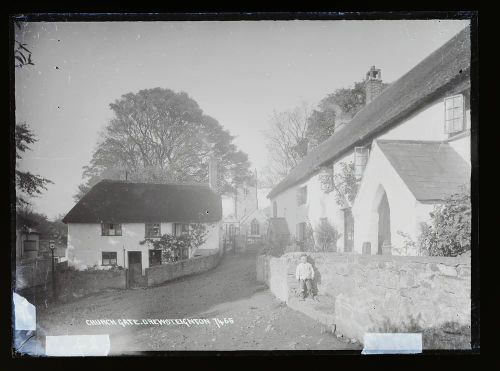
[16,205,67,244]
[332,161,359,207]
[14,22,34,68]
[76,88,252,200]
[14,23,52,206]
[306,81,366,149]
[15,124,53,207]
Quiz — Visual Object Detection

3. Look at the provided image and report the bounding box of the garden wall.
[146,251,222,287]
[257,252,471,343]
[15,258,68,290]
[55,268,127,302]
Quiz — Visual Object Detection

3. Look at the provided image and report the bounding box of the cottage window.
[444,94,465,135]
[101,223,122,236]
[102,252,117,266]
[297,186,308,206]
[149,249,162,267]
[23,240,37,252]
[296,222,306,242]
[273,201,277,217]
[145,223,161,238]
[354,147,369,180]
[174,223,190,237]
[319,164,335,193]
[250,219,260,235]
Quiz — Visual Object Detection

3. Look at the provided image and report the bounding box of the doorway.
[343,208,354,252]
[377,192,391,254]
[128,251,143,288]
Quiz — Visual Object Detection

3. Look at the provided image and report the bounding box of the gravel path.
[32,247,359,353]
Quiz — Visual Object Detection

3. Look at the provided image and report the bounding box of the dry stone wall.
[257,252,471,343]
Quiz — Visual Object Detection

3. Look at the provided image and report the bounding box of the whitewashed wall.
[67,222,220,273]
[352,141,422,255]
[270,152,354,251]
[379,101,449,142]
[269,95,471,256]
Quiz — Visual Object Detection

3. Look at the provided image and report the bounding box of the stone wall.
[15,258,68,290]
[257,252,471,344]
[55,268,127,302]
[146,251,222,287]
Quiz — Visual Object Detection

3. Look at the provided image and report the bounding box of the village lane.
[34,246,359,353]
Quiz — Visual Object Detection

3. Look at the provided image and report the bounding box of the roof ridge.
[267,25,470,199]
[376,139,448,145]
[98,179,211,187]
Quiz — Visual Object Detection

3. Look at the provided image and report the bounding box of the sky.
[15,19,470,219]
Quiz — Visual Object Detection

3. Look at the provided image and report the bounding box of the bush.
[315,219,339,252]
[419,187,471,257]
[261,240,285,257]
[140,224,209,263]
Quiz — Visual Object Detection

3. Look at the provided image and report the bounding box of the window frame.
[297,185,308,206]
[101,223,122,236]
[354,147,369,180]
[319,164,335,193]
[174,223,190,237]
[296,222,306,242]
[250,219,260,235]
[148,249,162,267]
[101,251,118,266]
[23,239,38,252]
[145,223,162,238]
[444,94,465,135]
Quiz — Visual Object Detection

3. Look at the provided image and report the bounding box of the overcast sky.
[15,19,469,219]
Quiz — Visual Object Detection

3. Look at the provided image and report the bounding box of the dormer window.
[354,147,369,180]
[444,94,465,135]
[297,186,307,206]
[101,223,122,236]
[145,223,161,238]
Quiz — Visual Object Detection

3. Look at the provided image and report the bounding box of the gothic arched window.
[250,219,260,235]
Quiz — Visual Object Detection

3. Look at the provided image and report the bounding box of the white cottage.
[63,180,223,273]
[267,26,472,256]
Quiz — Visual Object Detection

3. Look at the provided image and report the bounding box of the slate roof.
[377,140,470,202]
[268,26,470,199]
[63,180,222,223]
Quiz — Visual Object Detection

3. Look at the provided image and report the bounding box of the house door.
[377,192,391,254]
[343,208,354,252]
[128,251,142,288]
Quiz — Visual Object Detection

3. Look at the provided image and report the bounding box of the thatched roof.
[63,180,222,224]
[268,26,471,199]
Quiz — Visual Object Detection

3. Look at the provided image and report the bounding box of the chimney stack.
[208,155,218,192]
[365,66,383,105]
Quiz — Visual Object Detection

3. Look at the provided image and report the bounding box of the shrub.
[419,186,471,257]
[315,219,339,252]
[140,224,209,263]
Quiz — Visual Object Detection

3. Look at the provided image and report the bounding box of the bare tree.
[262,103,311,186]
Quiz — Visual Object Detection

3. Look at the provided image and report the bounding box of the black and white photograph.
[11,13,477,356]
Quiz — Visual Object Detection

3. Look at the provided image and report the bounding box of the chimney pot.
[365,66,384,105]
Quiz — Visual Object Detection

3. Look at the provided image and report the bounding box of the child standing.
[295,254,315,301]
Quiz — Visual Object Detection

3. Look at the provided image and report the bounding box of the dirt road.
[32,247,359,353]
